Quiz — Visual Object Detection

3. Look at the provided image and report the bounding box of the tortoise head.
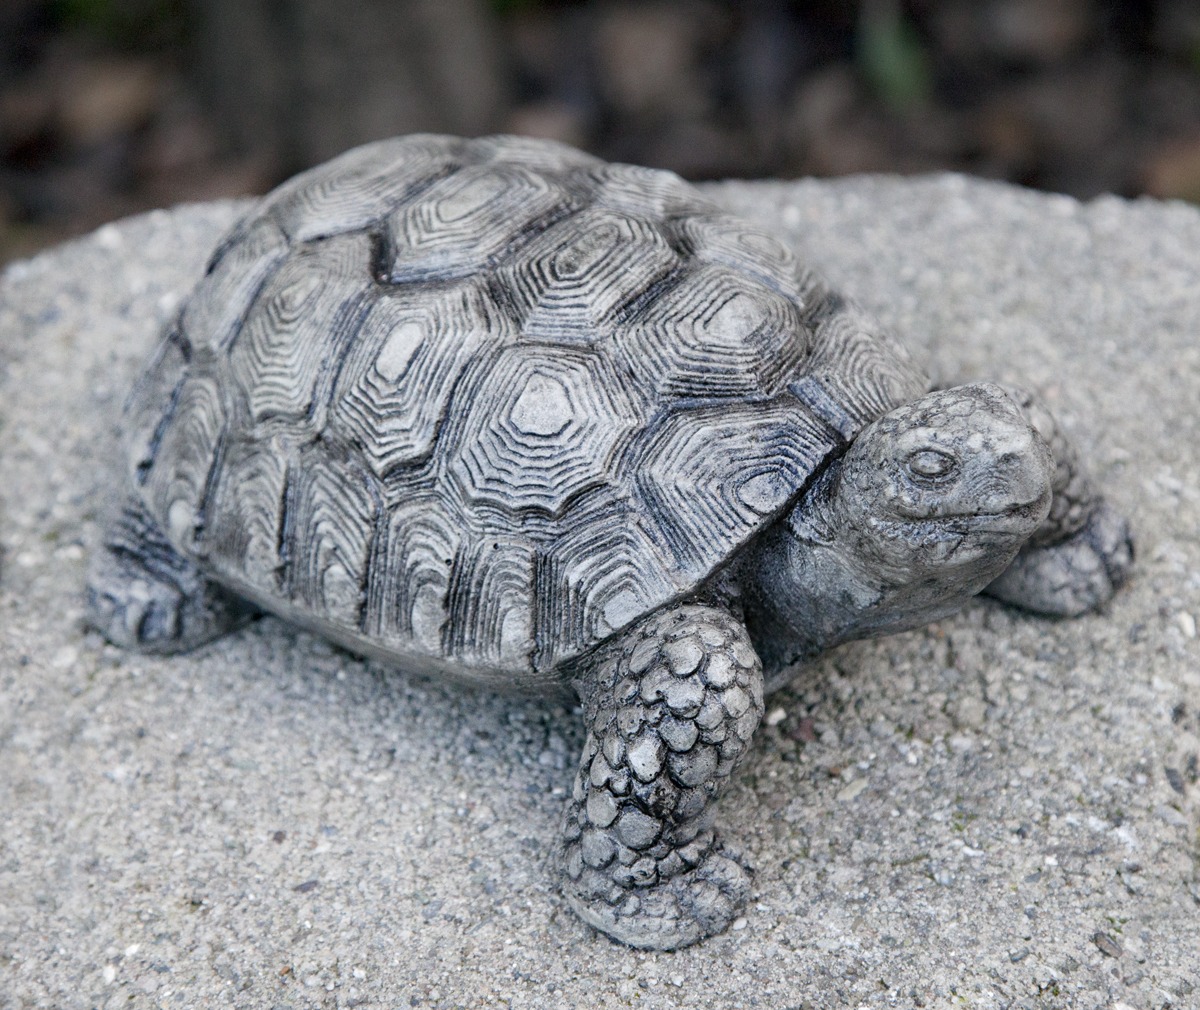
[835,382,1054,586]
[745,383,1053,668]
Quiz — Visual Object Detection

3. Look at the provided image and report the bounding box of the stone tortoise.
[87,134,1134,949]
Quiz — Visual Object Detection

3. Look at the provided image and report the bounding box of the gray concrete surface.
[1,176,1197,1009]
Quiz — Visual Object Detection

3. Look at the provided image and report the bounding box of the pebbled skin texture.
[561,603,764,950]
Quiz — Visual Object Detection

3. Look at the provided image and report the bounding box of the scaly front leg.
[561,602,764,949]
[986,386,1134,615]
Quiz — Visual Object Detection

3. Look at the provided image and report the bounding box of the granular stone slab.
[1,175,1198,1009]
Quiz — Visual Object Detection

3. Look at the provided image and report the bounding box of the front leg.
[985,387,1134,616]
[561,602,764,950]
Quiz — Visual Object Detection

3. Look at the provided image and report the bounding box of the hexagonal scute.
[534,499,684,670]
[383,163,573,283]
[590,162,708,219]
[611,263,810,400]
[328,278,515,479]
[283,447,383,627]
[503,207,680,343]
[181,216,289,354]
[227,232,374,435]
[203,435,290,593]
[473,134,604,175]
[447,346,645,517]
[631,397,837,579]
[676,212,807,303]
[141,372,226,558]
[441,533,536,671]
[790,299,928,439]
[256,135,469,243]
[125,327,188,488]
[366,490,460,656]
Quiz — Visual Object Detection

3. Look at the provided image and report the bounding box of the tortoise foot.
[565,843,752,950]
[986,500,1133,616]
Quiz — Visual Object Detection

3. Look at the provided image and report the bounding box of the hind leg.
[561,602,764,950]
[87,493,254,653]
[985,387,1134,616]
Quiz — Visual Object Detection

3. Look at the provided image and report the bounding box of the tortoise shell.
[126,134,926,688]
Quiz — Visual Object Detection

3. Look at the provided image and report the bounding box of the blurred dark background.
[4,0,1200,264]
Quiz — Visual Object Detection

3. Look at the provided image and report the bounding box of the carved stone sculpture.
[87,134,1133,949]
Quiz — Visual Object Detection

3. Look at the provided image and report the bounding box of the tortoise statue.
[87,134,1133,950]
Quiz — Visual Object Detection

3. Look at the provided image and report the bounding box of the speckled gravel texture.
[1,176,1197,1009]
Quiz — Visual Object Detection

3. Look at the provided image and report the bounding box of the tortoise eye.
[907,449,957,479]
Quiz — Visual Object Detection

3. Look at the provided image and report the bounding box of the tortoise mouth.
[908,496,1049,534]
[892,485,1050,521]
